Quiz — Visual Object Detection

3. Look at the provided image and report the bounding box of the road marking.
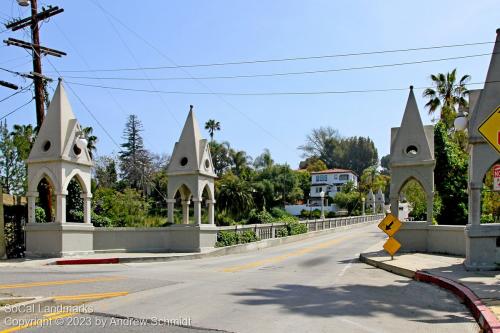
[0,312,76,333]
[222,235,355,273]
[338,254,358,278]
[0,276,125,290]
[53,291,129,301]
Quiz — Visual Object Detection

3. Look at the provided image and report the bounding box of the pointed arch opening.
[172,184,193,224]
[65,176,84,223]
[480,159,500,224]
[200,184,213,224]
[398,177,429,222]
[35,175,56,222]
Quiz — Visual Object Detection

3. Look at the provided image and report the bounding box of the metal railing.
[216,214,384,241]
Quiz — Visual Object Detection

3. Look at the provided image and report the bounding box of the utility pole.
[30,0,44,125]
[3,1,65,222]
[3,1,65,126]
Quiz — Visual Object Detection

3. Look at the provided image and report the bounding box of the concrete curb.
[359,253,500,333]
[52,220,379,265]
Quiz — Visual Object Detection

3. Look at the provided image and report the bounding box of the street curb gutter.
[52,220,379,265]
[359,253,500,333]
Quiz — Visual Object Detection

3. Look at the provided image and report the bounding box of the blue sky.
[1,0,499,167]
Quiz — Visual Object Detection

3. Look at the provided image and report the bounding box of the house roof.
[311,168,356,175]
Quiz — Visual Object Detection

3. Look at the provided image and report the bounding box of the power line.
[0,97,34,121]
[62,52,493,81]
[0,83,32,103]
[46,41,495,73]
[64,80,494,96]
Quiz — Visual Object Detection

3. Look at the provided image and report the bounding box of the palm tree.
[204,119,221,141]
[216,175,254,220]
[82,126,98,159]
[230,150,252,176]
[422,69,470,129]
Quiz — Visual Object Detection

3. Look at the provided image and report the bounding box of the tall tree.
[204,119,221,141]
[0,121,25,194]
[423,69,470,129]
[82,126,97,159]
[230,149,252,177]
[298,126,341,165]
[433,121,468,225]
[95,156,118,188]
[209,141,232,176]
[335,136,379,176]
[253,149,274,170]
[119,115,151,192]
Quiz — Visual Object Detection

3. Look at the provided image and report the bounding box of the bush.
[287,221,308,235]
[326,211,336,218]
[276,227,289,237]
[248,209,274,224]
[239,230,259,243]
[35,206,46,223]
[481,214,495,224]
[215,212,236,226]
[299,209,321,219]
[215,230,259,247]
[70,210,112,227]
[215,230,239,247]
[270,207,290,219]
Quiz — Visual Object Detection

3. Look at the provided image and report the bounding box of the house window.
[339,174,349,181]
[315,187,323,193]
[337,186,342,192]
[315,174,327,182]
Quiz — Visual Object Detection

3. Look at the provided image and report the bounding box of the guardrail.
[216,214,384,241]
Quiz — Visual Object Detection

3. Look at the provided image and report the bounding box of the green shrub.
[70,210,112,227]
[270,207,290,219]
[239,230,259,243]
[326,211,336,218]
[35,206,46,223]
[215,212,236,226]
[215,230,239,247]
[276,227,289,237]
[215,230,259,247]
[288,221,307,235]
[481,214,495,224]
[248,209,274,224]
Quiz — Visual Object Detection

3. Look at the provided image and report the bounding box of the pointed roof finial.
[409,85,414,90]
[190,105,193,112]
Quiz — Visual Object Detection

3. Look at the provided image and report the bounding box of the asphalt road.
[0,224,479,333]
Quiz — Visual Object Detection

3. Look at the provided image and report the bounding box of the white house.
[309,169,358,205]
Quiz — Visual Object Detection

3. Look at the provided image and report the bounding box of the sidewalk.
[360,242,500,333]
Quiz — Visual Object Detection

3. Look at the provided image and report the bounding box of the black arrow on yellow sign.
[385,221,394,230]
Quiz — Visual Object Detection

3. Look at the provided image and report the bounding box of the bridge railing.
[216,214,384,241]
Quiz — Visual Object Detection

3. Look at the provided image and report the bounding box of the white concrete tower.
[26,79,93,224]
[389,86,435,224]
[167,106,216,225]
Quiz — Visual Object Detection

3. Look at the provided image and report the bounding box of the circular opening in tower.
[405,145,418,156]
[43,141,51,152]
[73,144,82,156]
[205,159,210,169]
[180,157,188,166]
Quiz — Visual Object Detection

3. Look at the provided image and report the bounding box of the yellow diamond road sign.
[478,105,500,155]
[383,237,401,257]
[378,214,402,237]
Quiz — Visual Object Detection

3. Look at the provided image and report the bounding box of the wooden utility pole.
[30,0,44,125]
[0,187,5,259]
[3,1,65,222]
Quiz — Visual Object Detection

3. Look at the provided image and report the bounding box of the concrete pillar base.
[464,224,500,271]
[25,223,95,258]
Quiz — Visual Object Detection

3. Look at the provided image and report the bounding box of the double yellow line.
[222,235,355,272]
[0,276,125,290]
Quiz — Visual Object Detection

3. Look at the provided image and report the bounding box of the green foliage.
[481,166,500,222]
[215,230,259,247]
[215,212,236,226]
[66,178,83,222]
[205,119,221,141]
[248,209,274,224]
[332,191,362,216]
[216,172,255,220]
[0,120,27,195]
[299,127,378,176]
[286,220,308,235]
[481,214,495,224]
[35,206,46,223]
[300,209,321,219]
[434,121,468,225]
[276,227,289,237]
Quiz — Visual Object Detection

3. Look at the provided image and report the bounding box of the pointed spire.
[390,86,433,163]
[469,28,500,138]
[167,105,215,177]
[28,80,91,165]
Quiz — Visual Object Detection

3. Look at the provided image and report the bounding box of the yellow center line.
[222,235,355,272]
[54,291,129,301]
[0,276,125,290]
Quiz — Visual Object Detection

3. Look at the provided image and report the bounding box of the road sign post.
[378,214,402,259]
